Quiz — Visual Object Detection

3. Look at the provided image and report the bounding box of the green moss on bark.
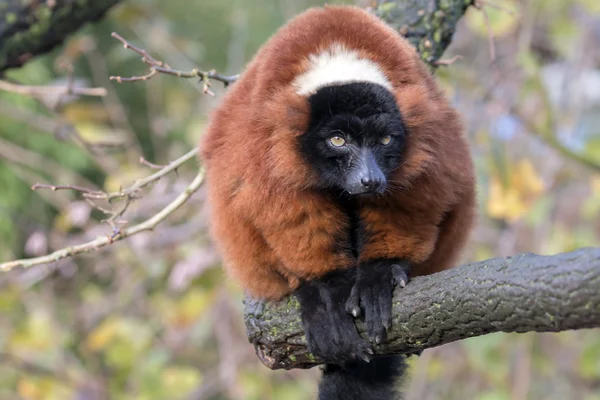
[373,0,473,68]
[245,248,600,370]
[0,0,122,72]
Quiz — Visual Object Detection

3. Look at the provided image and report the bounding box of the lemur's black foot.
[296,268,373,364]
[345,259,411,344]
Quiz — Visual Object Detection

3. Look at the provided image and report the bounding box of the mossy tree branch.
[372,0,474,67]
[0,0,123,72]
[0,0,474,73]
[244,248,600,370]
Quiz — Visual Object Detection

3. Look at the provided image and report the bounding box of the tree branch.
[0,166,205,272]
[109,32,239,95]
[0,0,124,72]
[371,0,474,67]
[0,79,106,97]
[244,248,600,370]
[0,148,200,271]
[28,147,197,224]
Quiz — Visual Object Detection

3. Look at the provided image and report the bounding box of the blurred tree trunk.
[0,0,123,72]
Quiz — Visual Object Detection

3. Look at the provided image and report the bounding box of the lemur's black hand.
[296,268,373,364]
[345,260,411,344]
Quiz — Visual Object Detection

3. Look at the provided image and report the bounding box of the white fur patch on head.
[292,43,393,96]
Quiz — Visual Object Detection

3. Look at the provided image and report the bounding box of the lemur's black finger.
[379,288,393,330]
[345,284,362,317]
[391,263,409,288]
[355,340,374,363]
[362,287,386,344]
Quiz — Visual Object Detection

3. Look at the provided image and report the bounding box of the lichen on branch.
[0,0,123,72]
[244,248,600,370]
[372,0,473,67]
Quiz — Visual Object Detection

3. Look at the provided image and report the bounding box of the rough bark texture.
[0,0,472,73]
[0,0,123,72]
[244,248,600,370]
[372,0,473,66]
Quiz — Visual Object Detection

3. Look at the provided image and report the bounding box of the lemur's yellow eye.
[381,135,392,145]
[329,136,346,147]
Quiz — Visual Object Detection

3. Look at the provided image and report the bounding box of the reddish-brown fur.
[200,5,476,299]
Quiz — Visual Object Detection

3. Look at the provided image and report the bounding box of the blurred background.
[0,0,599,399]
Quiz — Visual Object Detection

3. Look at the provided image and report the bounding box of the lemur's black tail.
[318,355,407,400]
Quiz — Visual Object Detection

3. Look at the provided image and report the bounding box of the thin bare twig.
[29,149,199,233]
[105,196,131,225]
[0,79,106,97]
[31,183,105,196]
[31,148,198,202]
[7,165,69,211]
[477,0,521,19]
[88,148,198,201]
[84,197,113,216]
[112,69,158,82]
[80,38,146,166]
[476,0,497,63]
[139,156,167,169]
[108,32,239,94]
[0,66,121,174]
[434,55,464,66]
[0,167,205,272]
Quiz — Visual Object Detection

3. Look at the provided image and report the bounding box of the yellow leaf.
[73,122,128,147]
[165,88,195,123]
[62,103,110,124]
[17,377,72,400]
[170,289,215,328]
[161,367,203,397]
[474,246,495,263]
[583,177,600,218]
[0,285,20,313]
[86,317,152,373]
[86,318,120,352]
[52,211,73,234]
[103,165,148,193]
[512,160,544,195]
[591,177,600,195]
[237,370,270,400]
[579,0,600,14]
[426,358,445,380]
[544,225,577,254]
[487,159,545,222]
[17,378,40,400]
[10,310,56,352]
[487,177,526,221]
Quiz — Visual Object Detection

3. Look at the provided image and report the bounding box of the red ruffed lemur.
[200,5,476,400]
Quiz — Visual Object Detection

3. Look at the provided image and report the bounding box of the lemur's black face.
[299,82,407,196]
